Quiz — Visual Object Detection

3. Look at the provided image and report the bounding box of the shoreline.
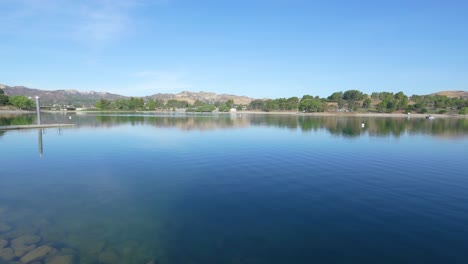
[0,109,466,118]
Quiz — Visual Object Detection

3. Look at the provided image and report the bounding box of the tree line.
[93,90,468,114]
[2,88,467,114]
[247,90,467,114]
[0,91,36,110]
[94,98,242,112]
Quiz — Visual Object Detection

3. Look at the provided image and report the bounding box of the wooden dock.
[0,124,75,130]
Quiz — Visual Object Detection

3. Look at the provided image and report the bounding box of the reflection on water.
[1,113,467,138]
[38,129,43,158]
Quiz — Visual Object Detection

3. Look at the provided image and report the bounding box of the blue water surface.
[0,113,467,264]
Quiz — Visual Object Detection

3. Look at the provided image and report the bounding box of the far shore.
[0,109,466,118]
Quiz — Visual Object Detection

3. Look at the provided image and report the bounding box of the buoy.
[361,123,365,128]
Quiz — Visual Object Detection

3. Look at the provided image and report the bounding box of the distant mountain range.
[1,83,467,107]
[0,84,255,106]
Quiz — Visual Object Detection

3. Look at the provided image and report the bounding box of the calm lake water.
[1,113,467,264]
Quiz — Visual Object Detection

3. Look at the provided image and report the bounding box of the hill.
[429,91,468,99]
[0,84,255,106]
[146,91,253,105]
[1,84,125,106]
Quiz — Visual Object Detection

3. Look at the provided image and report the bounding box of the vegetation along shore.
[1,84,467,116]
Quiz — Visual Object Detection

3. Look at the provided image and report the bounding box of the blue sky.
[0,0,467,98]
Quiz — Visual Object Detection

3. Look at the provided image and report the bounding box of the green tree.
[343,90,364,101]
[362,97,372,109]
[218,103,230,112]
[263,100,279,112]
[286,97,299,110]
[371,92,380,99]
[8,96,34,110]
[95,99,111,110]
[394,91,406,100]
[165,99,189,109]
[327,92,343,102]
[193,100,205,107]
[248,99,265,110]
[128,97,144,110]
[225,99,234,108]
[114,99,129,110]
[0,94,9,106]
[299,97,325,112]
[146,99,157,110]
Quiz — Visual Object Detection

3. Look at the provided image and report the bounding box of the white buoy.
[69,116,72,120]
[361,123,365,128]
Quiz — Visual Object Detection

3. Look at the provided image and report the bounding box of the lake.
[0,113,467,264]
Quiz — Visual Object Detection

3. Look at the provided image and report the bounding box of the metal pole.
[35,96,41,125]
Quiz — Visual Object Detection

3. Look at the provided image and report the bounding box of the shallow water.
[0,113,467,264]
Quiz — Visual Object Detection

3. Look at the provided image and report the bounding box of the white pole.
[35,96,41,125]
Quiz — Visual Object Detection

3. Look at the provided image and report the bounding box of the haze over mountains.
[0,84,254,106]
[1,83,467,107]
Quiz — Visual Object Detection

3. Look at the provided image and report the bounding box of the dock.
[0,124,75,130]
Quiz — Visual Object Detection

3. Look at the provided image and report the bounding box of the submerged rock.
[20,245,56,263]
[14,244,36,257]
[12,235,41,247]
[59,247,77,256]
[98,250,119,264]
[0,222,12,233]
[0,239,7,248]
[0,247,15,261]
[10,235,41,257]
[45,255,74,264]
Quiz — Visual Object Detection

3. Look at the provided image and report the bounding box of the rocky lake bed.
[0,206,160,264]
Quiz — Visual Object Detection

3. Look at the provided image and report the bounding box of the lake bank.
[1,109,466,118]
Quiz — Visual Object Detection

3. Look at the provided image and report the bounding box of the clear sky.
[0,0,467,98]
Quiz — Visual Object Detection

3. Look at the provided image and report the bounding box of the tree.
[146,99,157,111]
[327,92,343,102]
[263,100,279,112]
[95,99,111,110]
[166,99,189,109]
[218,103,230,112]
[114,99,129,110]
[128,97,144,110]
[343,90,364,101]
[362,97,372,109]
[286,97,299,110]
[193,100,205,107]
[371,92,380,99]
[0,94,9,106]
[299,97,325,112]
[8,96,34,110]
[225,99,234,108]
[248,99,265,110]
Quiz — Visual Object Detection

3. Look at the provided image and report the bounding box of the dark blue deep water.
[0,113,467,264]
